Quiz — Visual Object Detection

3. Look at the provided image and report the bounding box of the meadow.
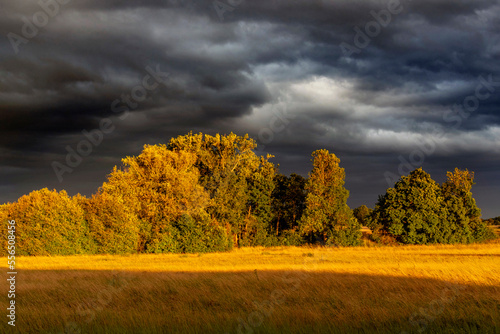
[1,241,499,334]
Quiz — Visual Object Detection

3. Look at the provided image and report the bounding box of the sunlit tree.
[100,145,224,252]
[2,189,91,255]
[168,132,277,246]
[299,150,361,246]
[77,192,140,254]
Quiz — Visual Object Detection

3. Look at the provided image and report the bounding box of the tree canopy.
[167,132,276,246]
[370,167,495,244]
[299,150,361,246]
[1,134,495,256]
[100,144,229,253]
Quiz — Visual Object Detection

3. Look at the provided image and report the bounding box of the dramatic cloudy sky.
[1,0,499,217]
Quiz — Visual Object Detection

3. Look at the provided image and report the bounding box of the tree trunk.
[276,214,280,236]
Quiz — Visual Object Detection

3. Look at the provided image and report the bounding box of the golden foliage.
[100,145,212,252]
[77,193,140,254]
[445,168,475,193]
[102,145,210,222]
[1,188,89,255]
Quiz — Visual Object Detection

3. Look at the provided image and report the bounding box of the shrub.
[2,189,91,256]
[353,205,372,226]
[174,214,232,253]
[78,193,140,255]
[0,203,12,256]
[278,229,304,246]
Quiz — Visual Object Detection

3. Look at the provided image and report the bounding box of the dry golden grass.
[1,240,499,333]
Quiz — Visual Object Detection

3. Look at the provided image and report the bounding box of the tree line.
[0,133,496,255]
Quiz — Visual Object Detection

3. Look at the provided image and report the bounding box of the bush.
[2,189,91,256]
[326,217,363,247]
[278,229,304,246]
[0,203,12,256]
[147,224,181,254]
[78,193,140,255]
[353,205,372,226]
[237,214,276,247]
[147,214,232,254]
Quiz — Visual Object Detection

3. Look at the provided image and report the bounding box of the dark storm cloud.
[0,0,499,217]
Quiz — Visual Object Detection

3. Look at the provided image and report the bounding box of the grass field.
[1,241,500,334]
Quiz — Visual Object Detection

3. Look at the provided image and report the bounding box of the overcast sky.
[1,0,499,218]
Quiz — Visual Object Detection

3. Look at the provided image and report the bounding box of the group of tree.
[367,168,495,244]
[1,133,359,256]
[1,133,496,256]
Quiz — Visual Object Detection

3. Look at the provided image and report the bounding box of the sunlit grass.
[14,241,500,284]
[1,240,499,333]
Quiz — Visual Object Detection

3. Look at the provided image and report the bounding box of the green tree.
[484,216,500,225]
[442,168,495,242]
[272,173,306,235]
[371,168,448,244]
[77,193,140,254]
[299,150,361,246]
[353,205,372,227]
[244,156,277,246]
[173,213,232,253]
[483,217,500,238]
[371,168,495,244]
[167,132,277,246]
